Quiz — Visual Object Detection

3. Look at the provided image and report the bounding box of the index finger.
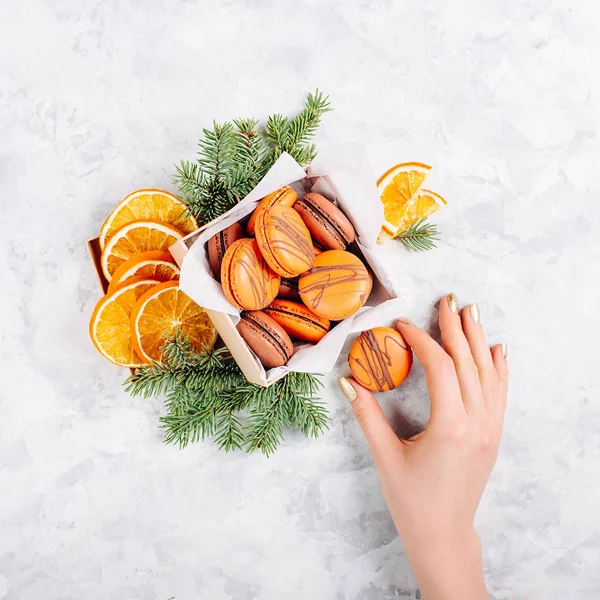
[396,319,464,421]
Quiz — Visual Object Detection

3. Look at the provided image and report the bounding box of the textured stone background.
[1,0,599,598]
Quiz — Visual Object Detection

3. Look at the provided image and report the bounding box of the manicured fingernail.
[338,377,357,402]
[469,303,480,324]
[501,343,508,358]
[397,318,414,326]
[447,293,458,313]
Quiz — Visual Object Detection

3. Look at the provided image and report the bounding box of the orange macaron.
[247,186,298,236]
[255,204,315,277]
[348,327,412,392]
[220,238,280,310]
[298,250,371,320]
[264,299,331,343]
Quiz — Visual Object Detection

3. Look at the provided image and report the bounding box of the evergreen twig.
[174,89,331,224]
[394,218,441,251]
[125,333,327,455]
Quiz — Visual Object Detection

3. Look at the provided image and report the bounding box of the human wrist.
[403,527,486,600]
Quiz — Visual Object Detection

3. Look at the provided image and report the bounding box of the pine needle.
[394,218,441,251]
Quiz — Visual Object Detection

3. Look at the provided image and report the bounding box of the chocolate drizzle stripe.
[352,331,406,391]
[298,199,350,245]
[233,242,276,308]
[300,263,370,307]
[262,210,314,273]
[265,307,328,332]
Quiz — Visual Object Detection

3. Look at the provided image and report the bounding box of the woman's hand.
[338,294,508,600]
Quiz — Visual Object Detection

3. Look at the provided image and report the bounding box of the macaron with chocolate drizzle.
[207,222,244,281]
[298,250,371,320]
[255,203,315,277]
[237,310,294,368]
[247,186,298,236]
[294,192,355,250]
[264,299,330,343]
[220,238,280,310]
[348,327,412,391]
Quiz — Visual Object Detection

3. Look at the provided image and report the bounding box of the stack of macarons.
[207,186,373,368]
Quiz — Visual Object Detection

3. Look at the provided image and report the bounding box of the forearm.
[403,528,487,600]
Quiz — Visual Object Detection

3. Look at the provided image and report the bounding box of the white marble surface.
[2,0,600,598]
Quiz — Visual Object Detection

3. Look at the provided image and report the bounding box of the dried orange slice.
[130,281,217,363]
[99,189,197,249]
[394,189,447,233]
[378,162,431,235]
[101,219,183,282]
[107,251,180,294]
[89,278,159,367]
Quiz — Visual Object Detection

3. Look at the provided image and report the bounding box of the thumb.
[338,377,404,468]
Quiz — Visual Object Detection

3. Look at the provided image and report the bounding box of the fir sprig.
[125,333,327,455]
[394,218,441,251]
[174,90,331,225]
[264,89,332,168]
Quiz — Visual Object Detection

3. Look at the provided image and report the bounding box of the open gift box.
[170,144,405,387]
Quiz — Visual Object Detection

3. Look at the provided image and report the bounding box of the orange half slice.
[130,281,217,363]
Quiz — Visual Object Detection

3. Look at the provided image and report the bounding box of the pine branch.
[232,118,267,189]
[215,410,245,452]
[244,385,290,456]
[284,373,328,438]
[394,218,441,251]
[265,114,289,153]
[262,89,331,168]
[243,372,325,455]
[125,333,327,454]
[174,90,331,225]
[197,121,238,183]
[286,89,331,150]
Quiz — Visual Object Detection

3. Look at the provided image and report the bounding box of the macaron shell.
[348,327,413,391]
[221,238,280,310]
[247,186,298,235]
[298,250,371,320]
[256,204,315,277]
[237,310,293,368]
[207,222,244,281]
[294,192,356,250]
[264,299,330,343]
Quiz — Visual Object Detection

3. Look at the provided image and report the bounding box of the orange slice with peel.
[101,219,184,282]
[395,188,447,233]
[107,250,180,294]
[378,162,432,235]
[99,189,197,249]
[378,188,448,240]
[89,277,159,367]
[130,281,217,363]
